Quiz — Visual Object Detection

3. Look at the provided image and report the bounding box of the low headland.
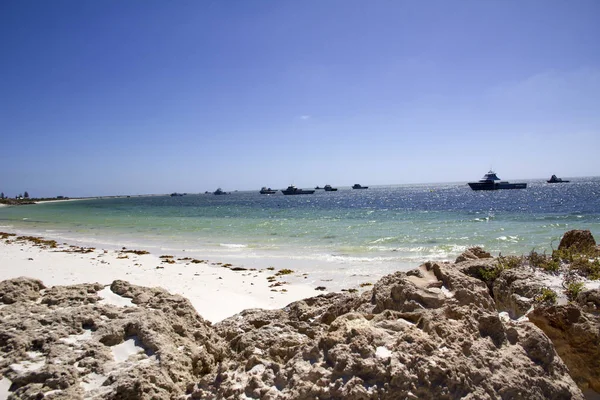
[0,230,599,399]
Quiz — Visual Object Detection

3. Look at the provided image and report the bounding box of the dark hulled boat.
[352,184,368,189]
[547,175,570,183]
[260,187,277,194]
[468,171,527,190]
[213,188,229,195]
[324,184,338,191]
[281,185,315,195]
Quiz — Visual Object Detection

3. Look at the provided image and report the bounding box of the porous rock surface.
[558,229,598,254]
[2,236,599,399]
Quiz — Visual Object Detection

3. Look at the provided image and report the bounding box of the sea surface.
[2,178,600,290]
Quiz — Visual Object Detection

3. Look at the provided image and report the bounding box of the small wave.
[496,235,519,243]
[369,236,399,244]
[219,243,248,248]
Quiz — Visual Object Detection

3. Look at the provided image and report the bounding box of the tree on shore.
[24,191,29,199]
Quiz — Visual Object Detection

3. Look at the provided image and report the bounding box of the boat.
[314,186,323,190]
[547,175,570,183]
[352,184,368,189]
[260,187,277,194]
[213,188,229,195]
[281,185,315,195]
[468,171,527,190]
[170,192,184,197]
[324,184,338,191]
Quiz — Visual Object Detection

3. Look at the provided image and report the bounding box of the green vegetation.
[528,250,560,272]
[497,255,523,270]
[570,256,600,280]
[566,281,585,301]
[476,255,522,284]
[359,282,373,287]
[536,288,557,305]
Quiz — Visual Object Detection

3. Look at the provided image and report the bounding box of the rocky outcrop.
[558,229,598,254]
[0,279,226,399]
[2,231,599,399]
[455,246,493,263]
[527,293,600,394]
[190,261,584,399]
[0,277,45,304]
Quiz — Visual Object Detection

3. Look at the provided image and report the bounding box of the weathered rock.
[576,288,600,311]
[2,240,597,400]
[455,247,493,263]
[0,280,226,399]
[528,304,600,393]
[191,261,583,399]
[493,269,545,318]
[558,230,597,253]
[0,276,45,304]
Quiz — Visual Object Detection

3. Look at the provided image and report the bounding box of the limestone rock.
[528,304,600,393]
[0,279,226,400]
[455,247,493,263]
[2,240,596,400]
[0,276,45,304]
[493,269,545,318]
[558,230,597,253]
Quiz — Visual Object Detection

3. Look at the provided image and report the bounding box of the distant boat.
[352,184,368,189]
[170,192,184,197]
[314,186,323,190]
[281,185,315,195]
[468,171,527,190]
[547,175,570,183]
[260,187,277,194]
[213,188,229,195]
[324,184,338,191]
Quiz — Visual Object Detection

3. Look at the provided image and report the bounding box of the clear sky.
[1,0,599,197]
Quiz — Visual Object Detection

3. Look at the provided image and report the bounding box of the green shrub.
[570,256,600,280]
[566,281,585,301]
[536,288,557,305]
[497,255,523,270]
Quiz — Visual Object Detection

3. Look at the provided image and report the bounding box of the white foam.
[219,243,247,249]
[97,287,136,308]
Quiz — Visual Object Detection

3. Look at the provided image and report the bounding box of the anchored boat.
[281,185,315,195]
[468,171,527,190]
[547,175,570,183]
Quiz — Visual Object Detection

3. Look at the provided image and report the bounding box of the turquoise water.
[2,178,599,289]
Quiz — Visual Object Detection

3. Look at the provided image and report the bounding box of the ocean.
[1,178,599,291]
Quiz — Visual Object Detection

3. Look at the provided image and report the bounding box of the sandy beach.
[0,232,319,323]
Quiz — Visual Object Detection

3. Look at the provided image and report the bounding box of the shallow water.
[1,178,599,290]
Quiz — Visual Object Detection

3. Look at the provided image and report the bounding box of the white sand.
[0,236,319,323]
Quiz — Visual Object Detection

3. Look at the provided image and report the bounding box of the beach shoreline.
[0,232,323,323]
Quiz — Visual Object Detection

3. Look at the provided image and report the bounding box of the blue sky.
[1,0,599,197]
